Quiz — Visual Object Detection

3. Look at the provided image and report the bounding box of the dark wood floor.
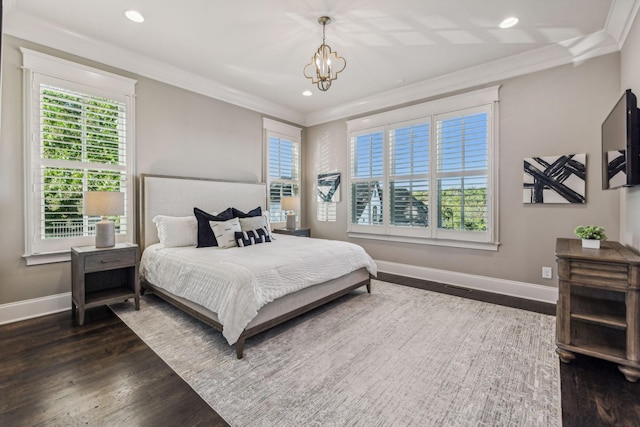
[560,354,640,426]
[0,306,228,427]
[1,304,639,426]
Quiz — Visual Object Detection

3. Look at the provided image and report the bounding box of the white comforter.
[140,235,377,345]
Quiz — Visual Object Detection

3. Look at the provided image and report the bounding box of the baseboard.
[375,260,557,314]
[1,263,557,324]
[0,292,71,325]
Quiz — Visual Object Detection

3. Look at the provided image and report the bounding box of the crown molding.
[3,9,306,126]
[605,0,640,49]
[306,0,638,125]
[4,1,637,128]
[305,31,620,126]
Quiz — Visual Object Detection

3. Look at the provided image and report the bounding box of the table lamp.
[84,191,124,248]
[281,196,300,230]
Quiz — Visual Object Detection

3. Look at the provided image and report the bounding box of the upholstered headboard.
[139,174,267,250]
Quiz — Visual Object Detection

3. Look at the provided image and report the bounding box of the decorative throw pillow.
[194,207,234,247]
[239,215,267,232]
[210,217,241,249]
[240,213,273,239]
[235,227,271,247]
[232,206,262,218]
[152,215,197,247]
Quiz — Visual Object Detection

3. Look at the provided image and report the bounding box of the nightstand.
[71,243,140,326]
[272,228,311,237]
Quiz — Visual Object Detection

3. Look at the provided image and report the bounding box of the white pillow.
[263,211,274,239]
[152,215,198,247]
[239,214,272,238]
[210,217,241,249]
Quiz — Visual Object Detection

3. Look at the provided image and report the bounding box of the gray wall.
[136,79,263,182]
[305,53,621,286]
[620,12,640,250]
[0,35,267,305]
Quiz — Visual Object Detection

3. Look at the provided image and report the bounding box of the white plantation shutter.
[350,129,385,231]
[436,106,490,240]
[347,86,497,248]
[389,121,429,232]
[267,136,300,222]
[263,119,302,225]
[39,85,128,237]
[23,49,136,262]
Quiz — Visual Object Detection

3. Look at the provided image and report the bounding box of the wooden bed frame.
[138,174,371,358]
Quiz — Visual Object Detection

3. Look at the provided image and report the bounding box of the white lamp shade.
[84,191,125,216]
[281,196,300,211]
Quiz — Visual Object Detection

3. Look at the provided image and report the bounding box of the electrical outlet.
[542,267,553,279]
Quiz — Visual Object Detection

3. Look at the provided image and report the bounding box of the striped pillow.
[235,227,271,247]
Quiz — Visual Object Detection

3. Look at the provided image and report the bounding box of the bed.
[138,174,377,358]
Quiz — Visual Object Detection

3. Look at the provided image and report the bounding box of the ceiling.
[3,0,639,125]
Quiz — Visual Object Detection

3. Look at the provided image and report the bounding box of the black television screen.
[602,89,640,190]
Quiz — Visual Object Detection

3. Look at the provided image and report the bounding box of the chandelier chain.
[322,21,326,46]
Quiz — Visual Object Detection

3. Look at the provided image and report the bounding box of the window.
[435,109,489,239]
[263,118,302,225]
[347,87,499,250]
[23,49,136,264]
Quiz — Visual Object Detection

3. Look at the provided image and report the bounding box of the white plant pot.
[581,238,600,249]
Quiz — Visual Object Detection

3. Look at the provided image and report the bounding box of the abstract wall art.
[317,172,341,203]
[523,153,586,204]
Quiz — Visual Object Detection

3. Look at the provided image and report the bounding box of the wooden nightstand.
[71,243,140,326]
[272,228,311,237]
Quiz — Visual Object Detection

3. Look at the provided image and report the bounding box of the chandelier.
[303,16,346,91]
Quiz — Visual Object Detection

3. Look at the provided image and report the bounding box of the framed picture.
[317,172,340,203]
[523,153,586,204]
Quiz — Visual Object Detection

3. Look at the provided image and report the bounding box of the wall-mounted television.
[602,89,640,190]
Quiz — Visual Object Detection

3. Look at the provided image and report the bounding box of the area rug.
[111,281,560,426]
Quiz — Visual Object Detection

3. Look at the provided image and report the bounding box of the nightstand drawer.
[84,250,136,272]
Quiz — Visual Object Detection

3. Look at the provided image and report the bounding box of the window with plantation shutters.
[346,86,498,250]
[350,130,384,229]
[263,118,302,226]
[23,49,136,264]
[436,107,490,239]
[389,121,429,232]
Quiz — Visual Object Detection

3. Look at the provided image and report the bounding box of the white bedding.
[140,235,377,345]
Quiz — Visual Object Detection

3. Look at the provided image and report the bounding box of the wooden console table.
[555,238,640,382]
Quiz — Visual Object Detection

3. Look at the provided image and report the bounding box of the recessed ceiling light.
[125,10,145,23]
[302,90,313,97]
[499,16,519,29]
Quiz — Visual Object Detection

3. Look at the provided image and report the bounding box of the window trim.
[263,118,302,227]
[22,48,137,265]
[346,86,500,251]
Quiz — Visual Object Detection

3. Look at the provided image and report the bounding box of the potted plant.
[574,225,607,249]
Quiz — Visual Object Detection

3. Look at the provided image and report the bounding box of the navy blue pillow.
[235,228,271,247]
[194,207,234,247]
[232,206,262,218]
